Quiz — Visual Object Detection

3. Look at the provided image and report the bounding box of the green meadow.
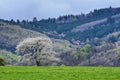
[0,66,120,80]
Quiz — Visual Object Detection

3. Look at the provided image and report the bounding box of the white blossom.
[16,36,60,66]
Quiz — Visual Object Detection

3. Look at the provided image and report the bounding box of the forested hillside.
[11,7,120,42]
[0,21,74,65]
[1,7,120,66]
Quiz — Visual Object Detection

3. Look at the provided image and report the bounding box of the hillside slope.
[0,21,74,53]
[0,21,46,52]
[8,7,120,43]
[72,13,120,32]
[1,7,120,66]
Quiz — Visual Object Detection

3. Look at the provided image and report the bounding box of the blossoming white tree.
[16,36,60,66]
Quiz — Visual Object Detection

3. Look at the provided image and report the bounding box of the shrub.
[0,57,6,66]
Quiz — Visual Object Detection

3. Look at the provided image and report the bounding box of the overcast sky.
[0,0,120,20]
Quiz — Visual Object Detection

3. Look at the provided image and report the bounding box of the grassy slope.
[0,21,74,53]
[0,50,18,65]
[0,21,46,52]
[52,38,75,52]
[0,66,120,80]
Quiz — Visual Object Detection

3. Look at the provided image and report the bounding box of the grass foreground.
[0,66,120,80]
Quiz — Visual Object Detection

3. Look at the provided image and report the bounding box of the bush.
[0,50,18,65]
[0,57,6,66]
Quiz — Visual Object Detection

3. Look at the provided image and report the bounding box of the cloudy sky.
[0,0,120,20]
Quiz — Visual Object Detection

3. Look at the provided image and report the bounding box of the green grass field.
[0,66,120,80]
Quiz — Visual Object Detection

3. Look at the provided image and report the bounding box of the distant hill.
[0,21,45,52]
[0,21,75,65]
[4,7,120,45]
[0,21,74,53]
[1,7,120,66]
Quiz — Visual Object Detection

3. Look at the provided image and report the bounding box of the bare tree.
[16,37,60,66]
